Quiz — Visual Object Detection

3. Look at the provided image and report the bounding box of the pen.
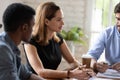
[86,72,92,77]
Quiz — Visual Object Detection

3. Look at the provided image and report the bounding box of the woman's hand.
[94,62,109,73]
[69,69,90,80]
[68,66,95,80]
[111,62,120,72]
[85,68,96,77]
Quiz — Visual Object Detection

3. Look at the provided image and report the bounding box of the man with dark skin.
[0,3,44,80]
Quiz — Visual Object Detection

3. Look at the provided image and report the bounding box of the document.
[97,69,120,79]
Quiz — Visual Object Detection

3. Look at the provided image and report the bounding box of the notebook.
[97,69,120,79]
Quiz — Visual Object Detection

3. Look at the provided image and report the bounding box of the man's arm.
[19,60,45,80]
[0,44,20,80]
[28,74,45,80]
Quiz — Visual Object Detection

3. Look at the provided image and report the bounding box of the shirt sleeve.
[19,64,32,80]
[87,30,106,60]
[0,44,20,80]
[0,42,32,80]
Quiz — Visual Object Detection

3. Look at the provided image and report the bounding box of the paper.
[97,69,120,79]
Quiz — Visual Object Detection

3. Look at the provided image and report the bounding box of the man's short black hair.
[114,2,120,13]
[3,3,35,32]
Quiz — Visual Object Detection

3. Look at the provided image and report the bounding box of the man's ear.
[22,24,28,32]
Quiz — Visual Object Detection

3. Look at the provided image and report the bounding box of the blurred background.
[0,0,119,69]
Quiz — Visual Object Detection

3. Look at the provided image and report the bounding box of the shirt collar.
[4,32,20,55]
[115,25,120,36]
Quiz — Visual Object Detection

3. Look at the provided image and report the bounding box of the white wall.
[22,0,87,30]
[0,0,23,32]
[0,0,93,35]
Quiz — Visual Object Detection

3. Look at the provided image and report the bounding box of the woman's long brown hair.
[32,2,60,45]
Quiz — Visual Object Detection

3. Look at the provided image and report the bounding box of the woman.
[24,2,95,79]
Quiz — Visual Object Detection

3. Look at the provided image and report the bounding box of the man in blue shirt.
[0,3,44,80]
[87,2,120,73]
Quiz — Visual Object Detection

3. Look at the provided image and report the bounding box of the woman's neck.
[47,31,54,40]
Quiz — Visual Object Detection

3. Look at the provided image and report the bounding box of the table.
[47,77,119,80]
[64,77,120,80]
[95,69,120,80]
[47,69,120,80]
[89,77,120,80]
[47,76,120,80]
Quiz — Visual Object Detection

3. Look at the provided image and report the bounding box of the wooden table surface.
[90,77,120,80]
[47,77,120,80]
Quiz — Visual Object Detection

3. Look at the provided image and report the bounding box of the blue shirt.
[87,25,120,65]
[0,32,32,80]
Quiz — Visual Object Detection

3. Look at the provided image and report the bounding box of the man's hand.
[94,62,109,73]
[112,62,120,72]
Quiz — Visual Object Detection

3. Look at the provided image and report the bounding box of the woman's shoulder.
[56,33,64,45]
[29,37,38,45]
[56,33,63,39]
